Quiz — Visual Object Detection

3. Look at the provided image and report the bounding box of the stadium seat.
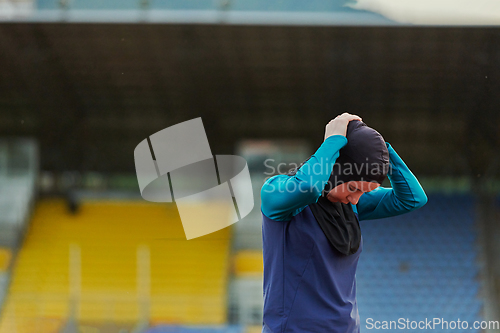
[0,199,232,332]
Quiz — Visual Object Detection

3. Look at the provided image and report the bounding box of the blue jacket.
[260,135,427,333]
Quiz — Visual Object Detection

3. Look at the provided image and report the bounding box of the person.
[260,113,428,333]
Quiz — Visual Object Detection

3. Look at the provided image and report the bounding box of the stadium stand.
[357,193,483,332]
[0,199,234,332]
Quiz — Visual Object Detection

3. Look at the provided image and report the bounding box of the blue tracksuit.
[260,135,427,333]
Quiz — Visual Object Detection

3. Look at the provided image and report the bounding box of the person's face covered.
[326,180,380,205]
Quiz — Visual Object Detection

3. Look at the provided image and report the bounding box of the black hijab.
[288,120,390,256]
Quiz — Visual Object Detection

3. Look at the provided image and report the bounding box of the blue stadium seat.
[357,194,484,332]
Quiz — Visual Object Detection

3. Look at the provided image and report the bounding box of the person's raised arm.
[355,142,428,221]
[261,113,361,221]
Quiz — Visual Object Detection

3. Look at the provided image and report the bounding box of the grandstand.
[357,193,484,332]
[0,199,234,332]
[1,1,500,332]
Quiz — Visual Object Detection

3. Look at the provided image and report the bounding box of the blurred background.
[1,0,500,332]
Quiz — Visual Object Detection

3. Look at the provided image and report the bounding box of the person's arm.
[261,135,348,221]
[355,142,428,221]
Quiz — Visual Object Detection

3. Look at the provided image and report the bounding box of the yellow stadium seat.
[0,199,232,332]
[232,250,263,277]
[246,325,262,333]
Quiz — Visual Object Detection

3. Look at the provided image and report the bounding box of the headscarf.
[291,120,389,255]
[324,120,390,192]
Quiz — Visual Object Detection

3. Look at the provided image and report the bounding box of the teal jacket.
[261,135,428,222]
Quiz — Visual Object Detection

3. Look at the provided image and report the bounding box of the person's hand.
[324,113,362,140]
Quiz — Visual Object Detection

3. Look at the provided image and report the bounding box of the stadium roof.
[0,0,396,25]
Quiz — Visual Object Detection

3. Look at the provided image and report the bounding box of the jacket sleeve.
[355,142,428,221]
[260,135,348,221]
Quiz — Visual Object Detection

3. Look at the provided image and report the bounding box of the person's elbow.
[413,189,428,209]
[405,187,428,211]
